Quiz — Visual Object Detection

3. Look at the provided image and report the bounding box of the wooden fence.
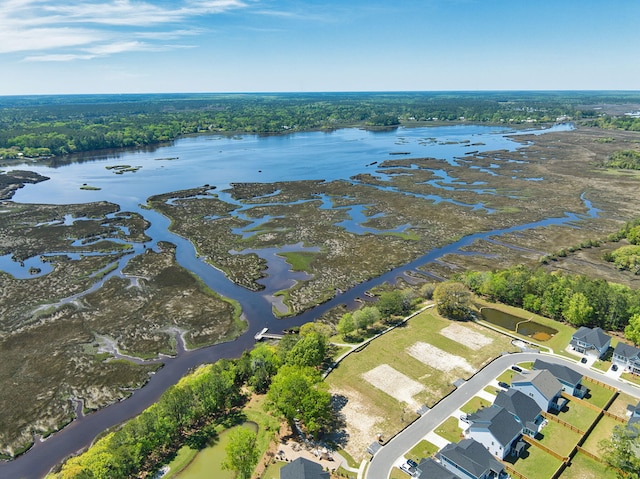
[542,411,585,435]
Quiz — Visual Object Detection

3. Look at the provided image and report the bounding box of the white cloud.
[1,0,251,60]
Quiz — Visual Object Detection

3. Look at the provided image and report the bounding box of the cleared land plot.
[439,323,493,349]
[580,415,622,458]
[362,364,424,408]
[607,392,639,418]
[559,451,617,479]
[325,310,517,460]
[406,342,474,374]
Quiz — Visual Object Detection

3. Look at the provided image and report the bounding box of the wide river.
[1,123,589,479]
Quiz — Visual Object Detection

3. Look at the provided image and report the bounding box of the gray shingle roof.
[438,439,504,479]
[533,359,583,387]
[416,458,458,479]
[494,388,542,429]
[512,369,561,401]
[614,342,640,361]
[572,326,611,349]
[280,457,329,479]
[468,406,522,447]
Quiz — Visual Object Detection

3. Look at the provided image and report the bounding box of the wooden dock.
[254,327,284,341]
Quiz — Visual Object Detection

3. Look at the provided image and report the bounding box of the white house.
[570,326,611,359]
[465,406,522,459]
[438,439,507,479]
[613,343,640,375]
[493,388,544,437]
[511,369,564,412]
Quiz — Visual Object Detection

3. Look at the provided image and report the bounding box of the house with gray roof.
[613,342,640,375]
[494,388,544,437]
[438,439,506,479]
[416,458,458,479]
[570,326,611,359]
[280,457,329,479]
[465,405,522,459]
[627,400,640,427]
[533,359,586,398]
[511,369,564,412]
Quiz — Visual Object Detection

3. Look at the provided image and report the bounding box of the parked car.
[511,365,522,372]
[580,357,588,364]
[399,462,417,476]
[407,459,419,468]
[498,381,510,389]
[612,364,618,371]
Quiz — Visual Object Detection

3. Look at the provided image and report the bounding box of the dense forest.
[2,91,640,159]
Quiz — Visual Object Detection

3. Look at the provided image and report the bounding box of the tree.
[286,332,327,368]
[377,290,406,317]
[599,423,640,479]
[266,365,332,438]
[221,427,260,479]
[433,282,472,320]
[337,313,356,337]
[624,313,640,346]
[563,292,594,327]
[352,306,381,330]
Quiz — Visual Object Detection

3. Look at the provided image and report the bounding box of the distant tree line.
[49,322,334,479]
[3,91,636,159]
[460,265,640,332]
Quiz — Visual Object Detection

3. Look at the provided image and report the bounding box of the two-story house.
[533,359,586,398]
[570,326,611,359]
[493,388,544,437]
[438,438,507,479]
[465,406,522,459]
[511,369,564,412]
[613,342,640,375]
[280,457,329,479]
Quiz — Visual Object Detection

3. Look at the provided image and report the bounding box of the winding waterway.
[0,123,589,479]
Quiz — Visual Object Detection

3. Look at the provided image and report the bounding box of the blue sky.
[1,0,639,95]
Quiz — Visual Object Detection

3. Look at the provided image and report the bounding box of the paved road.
[366,352,640,479]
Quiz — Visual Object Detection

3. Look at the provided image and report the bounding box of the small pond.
[176,421,258,479]
[480,307,558,341]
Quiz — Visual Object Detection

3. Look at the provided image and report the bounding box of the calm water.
[1,123,586,479]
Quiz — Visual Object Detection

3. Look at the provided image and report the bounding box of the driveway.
[366,351,640,479]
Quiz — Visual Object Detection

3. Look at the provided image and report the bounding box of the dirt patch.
[406,342,475,374]
[362,364,424,409]
[439,323,493,350]
[330,387,382,461]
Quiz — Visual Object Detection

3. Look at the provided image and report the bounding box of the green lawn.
[405,440,440,463]
[582,380,616,409]
[621,371,640,386]
[559,451,617,479]
[434,416,463,444]
[556,401,600,432]
[260,461,285,479]
[537,420,582,458]
[460,396,493,414]
[510,444,563,479]
[581,415,620,458]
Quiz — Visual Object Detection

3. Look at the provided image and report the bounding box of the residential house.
[493,388,544,437]
[570,326,611,359]
[438,439,507,479]
[511,369,564,412]
[280,457,329,479]
[613,343,640,375]
[416,457,458,479]
[533,359,586,398]
[465,405,522,459]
